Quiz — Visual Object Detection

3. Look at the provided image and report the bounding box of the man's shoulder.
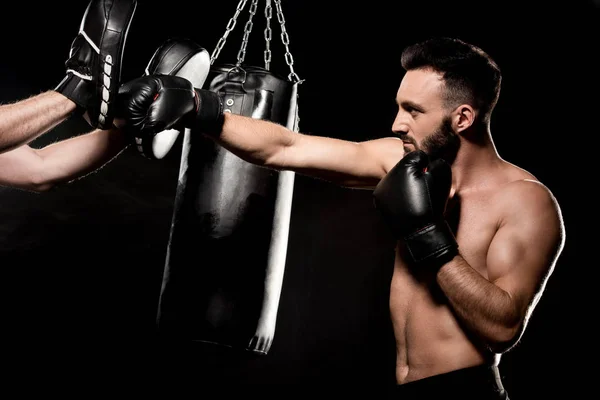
[501,178,557,203]
[494,159,557,205]
[495,178,563,227]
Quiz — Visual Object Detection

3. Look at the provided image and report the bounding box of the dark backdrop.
[0,0,597,396]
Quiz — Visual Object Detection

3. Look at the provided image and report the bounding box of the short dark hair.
[401,37,502,121]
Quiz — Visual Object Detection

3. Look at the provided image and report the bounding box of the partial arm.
[0,91,76,154]
[117,75,406,189]
[0,128,129,192]
[436,180,565,353]
[214,112,405,188]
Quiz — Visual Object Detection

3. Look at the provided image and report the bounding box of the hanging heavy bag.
[156,0,302,355]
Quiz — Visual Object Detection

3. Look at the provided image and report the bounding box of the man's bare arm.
[0,128,129,192]
[436,180,565,353]
[211,112,405,189]
[0,91,76,154]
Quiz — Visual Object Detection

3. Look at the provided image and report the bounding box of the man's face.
[391,69,460,161]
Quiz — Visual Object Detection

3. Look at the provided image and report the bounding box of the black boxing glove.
[373,150,458,268]
[129,37,210,159]
[117,74,224,138]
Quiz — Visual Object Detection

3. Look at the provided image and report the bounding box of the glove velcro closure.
[188,89,225,136]
[404,221,458,266]
[55,73,92,115]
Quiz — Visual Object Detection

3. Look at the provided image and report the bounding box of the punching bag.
[155,63,300,355]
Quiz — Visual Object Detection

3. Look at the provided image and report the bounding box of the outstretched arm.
[436,180,565,353]
[0,91,76,154]
[118,75,406,189]
[0,128,129,192]
[213,112,405,189]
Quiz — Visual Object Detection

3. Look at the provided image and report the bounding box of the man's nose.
[391,112,409,134]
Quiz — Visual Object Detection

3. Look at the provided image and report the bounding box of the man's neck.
[450,131,503,194]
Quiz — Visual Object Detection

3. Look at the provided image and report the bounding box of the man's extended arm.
[0,91,76,154]
[215,112,404,188]
[117,74,406,189]
[0,128,129,192]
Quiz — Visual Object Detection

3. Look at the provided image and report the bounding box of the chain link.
[210,0,301,83]
[210,0,248,64]
[263,0,272,70]
[273,0,300,82]
[236,0,259,67]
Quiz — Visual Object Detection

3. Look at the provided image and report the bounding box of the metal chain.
[273,0,302,130]
[210,0,248,65]
[211,0,302,84]
[235,0,259,67]
[274,0,301,82]
[263,0,272,70]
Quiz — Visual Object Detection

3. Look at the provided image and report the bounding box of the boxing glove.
[117,74,224,139]
[129,37,210,159]
[373,150,458,267]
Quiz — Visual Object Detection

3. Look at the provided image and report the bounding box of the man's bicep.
[282,135,405,188]
[486,186,565,317]
[0,145,44,190]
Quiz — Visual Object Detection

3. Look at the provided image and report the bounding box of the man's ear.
[452,104,476,133]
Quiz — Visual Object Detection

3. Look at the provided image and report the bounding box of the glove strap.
[404,221,458,267]
[188,89,225,136]
[55,73,92,116]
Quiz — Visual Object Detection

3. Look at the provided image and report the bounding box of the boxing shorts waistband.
[393,364,509,400]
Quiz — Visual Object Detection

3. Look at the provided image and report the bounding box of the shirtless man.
[117,36,565,398]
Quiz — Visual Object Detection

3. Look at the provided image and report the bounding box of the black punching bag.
[156,64,299,355]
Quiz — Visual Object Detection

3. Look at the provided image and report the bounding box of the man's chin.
[403,144,418,154]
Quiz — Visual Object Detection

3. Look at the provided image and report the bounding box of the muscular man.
[118,37,565,398]
[0,0,137,191]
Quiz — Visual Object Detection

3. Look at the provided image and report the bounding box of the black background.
[0,0,597,396]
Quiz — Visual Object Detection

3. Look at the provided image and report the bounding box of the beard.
[420,115,460,164]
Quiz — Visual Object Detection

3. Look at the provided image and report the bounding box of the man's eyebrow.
[397,99,425,111]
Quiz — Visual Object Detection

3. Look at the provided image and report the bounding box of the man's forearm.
[35,128,129,190]
[208,112,295,167]
[0,91,75,154]
[436,255,521,351]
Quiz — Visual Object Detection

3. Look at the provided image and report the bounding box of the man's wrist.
[189,89,225,136]
[405,220,459,268]
[54,74,91,116]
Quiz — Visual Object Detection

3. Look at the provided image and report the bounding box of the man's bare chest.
[445,194,499,274]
